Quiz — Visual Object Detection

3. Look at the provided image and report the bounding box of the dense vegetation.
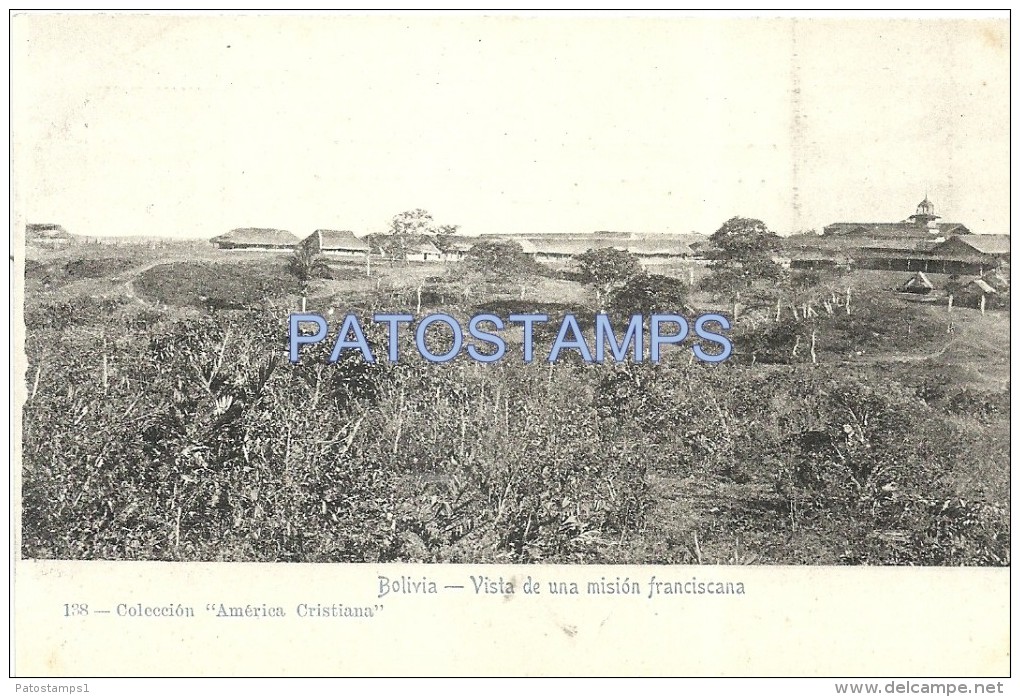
[19,237,1010,565]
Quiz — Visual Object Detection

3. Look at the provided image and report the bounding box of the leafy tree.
[610,273,692,317]
[432,224,461,254]
[464,239,540,299]
[364,232,392,257]
[389,208,436,237]
[575,247,643,310]
[705,216,786,293]
[710,216,782,259]
[382,209,459,264]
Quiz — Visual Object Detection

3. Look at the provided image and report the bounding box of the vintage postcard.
[9,11,1010,680]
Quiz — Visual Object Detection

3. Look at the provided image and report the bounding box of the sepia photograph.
[9,10,1011,680]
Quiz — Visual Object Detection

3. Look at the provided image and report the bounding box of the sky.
[11,13,1011,239]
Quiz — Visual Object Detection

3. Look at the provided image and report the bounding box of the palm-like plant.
[287,245,331,311]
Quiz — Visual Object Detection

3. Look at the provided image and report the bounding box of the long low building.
[481,231,709,265]
[855,235,1008,275]
[27,223,76,247]
[928,235,1011,274]
[300,229,371,257]
[212,227,300,251]
[787,197,1009,275]
[785,233,1009,275]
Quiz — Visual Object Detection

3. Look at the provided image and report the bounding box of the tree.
[382,209,459,264]
[703,216,786,297]
[389,208,436,237]
[463,239,540,299]
[575,247,643,310]
[610,273,692,318]
[287,245,331,311]
[432,224,461,254]
[710,216,783,260]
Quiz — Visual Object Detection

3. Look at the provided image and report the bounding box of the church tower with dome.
[907,196,941,228]
[823,194,970,238]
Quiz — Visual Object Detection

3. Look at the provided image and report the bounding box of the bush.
[25,296,131,330]
[20,287,1008,566]
[63,257,137,280]
[135,261,301,308]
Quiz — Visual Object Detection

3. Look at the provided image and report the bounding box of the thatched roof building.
[211,228,299,250]
[27,223,75,246]
[301,229,370,256]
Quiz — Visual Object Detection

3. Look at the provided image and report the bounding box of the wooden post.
[301,295,307,313]
[101,336,109,395]
[366,251,371,277]
[980,294,986,315]
[392,386,405,455]
[947,294,953,313]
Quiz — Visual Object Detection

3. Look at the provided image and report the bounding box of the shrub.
[20,282,1008,566]
[135,261,301,308]
[63,257,137,280]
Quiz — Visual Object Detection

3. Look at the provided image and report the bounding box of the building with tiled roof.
[931,234,1010,258]
[823,197,971,239]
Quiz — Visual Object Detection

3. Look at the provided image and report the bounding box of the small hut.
[899,271,934,295]
[965,278,997,296]
[406,239,445,262]
[979,270,1010,292]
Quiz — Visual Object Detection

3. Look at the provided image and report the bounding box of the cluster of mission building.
[205,196,1009,277]
[26,196,1011,278]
